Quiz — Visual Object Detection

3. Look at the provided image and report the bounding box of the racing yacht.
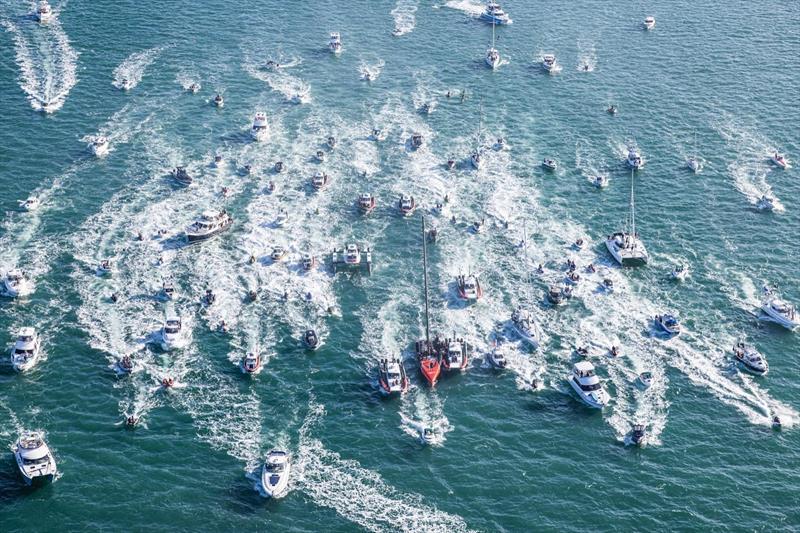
[378,357,409,395]
[358,193,376,215]
[442,337,468,371]
[654,314,681,335]
[2,270,34,298]
[90,136,110,157]
[606,170,648,266]
[542,54,557,73]
[261,450,290,498]
[733,341,768,375]
[760,286,799,329]
[35,1,53,22]
[10,328,42,372]
[456,273,482,302]
[160,313,188,351]
[417,217,442,386]
[242,352,262,374]
[480,2,512,24]
[568,361,610,409]
[511,307,540,348]
[251,112,269,141]
[398,194,416,216]
[328,32,342,54]
[14,432,56,485]
[485,20,501,69]
[185,210,233,242]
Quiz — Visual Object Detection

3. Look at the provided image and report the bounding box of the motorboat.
[161,377,176,389]
[771,152,789,169]
[184,210,233,242]
[592,175,610,189]
[471,218,486,234]
[10,327,42,372]
[90,136,110,157]
[494,137,507,151]
[427,225,439,243]
[486,342,507,369]
[120,78,134,91]
[213,94,224,107]
[35,1,53,22]
[251,112,270,142]
[637,371,653,389]
[567,361,610,409]
[371,128,386,141]
[442,337,468,371]
[378,357,409,395]
[410,133,423,149]
[419,101,436,115]
[542,54,557,73]
[398,194,416,217]
[456,274,482,302]
[188,82,201,93]
[541,158,558,171]
[242,352,262,374]
[573,238,586,251]
[772,416,782,430]
[315,150,326,162]
[471,149,483,169]
[326,136,337,149]
[97,259,113,276]
[654,314,681,335]
[626,147,644,169]
[733,341,768,375]
[171,166,192,185]
[213,155,224,168]
[643,16,656,30]
[274,161,286,173]
[756,195,775,212]
[303,329,320,350]
[203,289,216,306]
[117,355,135,374]
[301,253,316,271]
[419,426,437,445]
[2,269,34,298]
[607,105,618,115]
[671,263,689,281]
[14,432,56,485]
[602,278,615,293]
[416,339,442,387]
[160,314,188,351]
[480,2,512,24]
[328,32,342,54]
[247,289,258,302]
[358,193,376,215]
[511,307,539,348]
[630,424,646,446]
[19,196,40,210]
[687,156,702,173]
[446,158,456,171]
[261,450,290,498]
[760,286,799,329]
[275,209,289,227]
[290,87,311,104]
[547,285,571,305]
[161,281,177,300]
[270,246,287,262]
[311,172,330,190]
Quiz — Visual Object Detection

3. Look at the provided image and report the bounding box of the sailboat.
[485,20,501,70]
[416,216,443,386]
[511,226,541,348]
[686,131,702,173]
[471,99,484,170]
[605,169,648,266]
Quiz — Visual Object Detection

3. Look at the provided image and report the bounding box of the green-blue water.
[1,0,799,530]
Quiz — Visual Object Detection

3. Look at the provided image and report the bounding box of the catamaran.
[605,169,648,266]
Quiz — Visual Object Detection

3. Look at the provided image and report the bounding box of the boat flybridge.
[185,210,233,243]
[761,286,800,330]
[542,54,557,73]
[606,170,648,266]
[261,450,291,498]
[480,2,512,24]
[35,1,53,22]
[485,20,501,70]
[332,243,372,273]
[358,193,377,215]
[378,357,409,395]
[511,307,540,348]
[644,16,656,30]
[733,342,768,375]
[160,313,188,351]
[568,361,610,409]
[251,112,270,142]
[2,269,34,298]
[328,32,342,54]
[91,136,110,157]
[14,432,56,485]
[10,327,42,372]
[456,273,483,302]
[442,337,468,371]
[243,352,262,374]
[626,147,644,169]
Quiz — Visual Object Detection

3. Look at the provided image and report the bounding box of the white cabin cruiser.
[14,432,56,485]
[19,196,40,211]
[419,426,437,445]
[398,194,416,216]
[315,150,326,162]
[480,2,512,24]
[35,1,53,22]
[733,342,768,375]
[301,253,316,271]
[761,286,799,329]
[643,16,656,30]
[243,352,262,374]
[378,357,409,395]
[771,153,789,169]
[592,175,609,188]
[511,307,540,348]
[568,361,610,409]
[261,450,291,498]
[442,338,468,371]
[328,32,342,54]
[756,195,775,212]
[10,327,42,372]
[161,281,177,300]
[91,136,110,157]
[471,149,483,169]
[542,158,558,171]
[185,210,233,242]
[160,314,188,351]
[251,112,270,141]
[486,343,507,369]
[2,269,34,298]
[456,274,482,302]
[654,314,681,335]
[542,54,557,73]
[626,147,644,169]
[358,193,377,215]
[311,172,330,190]
[213,94,224,107]
[332,243,372,273]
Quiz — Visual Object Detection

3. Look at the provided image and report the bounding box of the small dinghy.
[213,94,224,107]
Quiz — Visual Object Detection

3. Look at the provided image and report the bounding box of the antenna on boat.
[421,216,431,345]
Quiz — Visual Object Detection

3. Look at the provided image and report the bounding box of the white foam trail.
[391,0,418,36]
[443,0,484,16]
[80,102,157,157]
[112,45,167,90]
[576,40,597,72]
[243,61,311,104]
[360,58,385,81]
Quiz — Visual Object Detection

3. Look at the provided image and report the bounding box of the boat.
[251,112,270,142]
[471,150,483,169]
[410,133,423,149]
[261,450,290,498]
[567,361,610,409]
[654,314,681,335]
[90,136,110,157]
[542,54,557,73]
[442,337,468,371]
[275,209,289,227]
[419,426,437,445]
[626,147,644,169]
[203,289,216,306]
[637,371,653,389]
[19,196,40,211]
[630,424,647,446]
[301,253,316,271]
[485,19,501,69]
[117,355,135,374]
[471,218,486,234]
[643,16,656,30]
[371,128,386,141]
[2,269,34,298]
[687,156,702,173]
[756,195,775,212]
[10,327,42,372]
[760,286,799,330]
[480,1,512,24]
[274,161,286,173]
[188,82,201,93]
[511,307,540,348]
[733,342,768,375]
[328,32,342,54]
[120,78,134,91]
[547,285,571,305]
[14,432,56,485]
[315,150,326,162]
[213,155,224,168]
[671,263,689,281]
[213,94,224,107]
[607,105,618,115]
[420,101,436,115]
[303,329,320,350]
[171,166,192,185]
[184,210,233,242]
[772,416,782,430]
[270,246,287,262]
[160,314,187,351]
[398,194,416,216]
[331,243,372,273]
[592,175,609,188]
[771,152,789,169]
[161,281,177,300]
[35,1,53,22]
[494,137,507,151]
[541,158,558,171]
[326,136,337,149]
[97,259,113,276]
[486,342,507,369]
[358,193,376,215]
[446,158,456,171]
[601,278,615,293]
[605,169,648,266]
[417,217,443,386]
[242,352,262,374]
[456,274,482,302]
[378,357,409,395]
[311,172,330,190]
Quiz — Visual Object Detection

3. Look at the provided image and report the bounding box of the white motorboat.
[185,210,233,242]
[480,1,512,24]
[120,78,134,91]
[242,352,262,374]
[371,128,387,141]
[117,354,135,374]
[272,161,286,174]
[442,337,468,371]
[97,259,113,276]
[637,371,653,389]
[654,314,681,335]
[494,137,507,151]
[261,450,291,498]
[213,94,224,107]
[511,307,540,348]
[687,156,702,173]
[270,246,287,262]
[213,154,224,169]
[420,101,436,115]
[771,152,789,169]
[35,1,53,22]
[606,170,648,266]
[275,209,289,228]
[644,16,655,30]
[592,175,609,188]
[471,149,483,169]
[756,195,775,212]
[326,136,337,149]
[601,278,615,293]
[2,269,34,298]
[19,196,40,211]
[446,158,456,171]
[456,273,482,302]
[171,166,192,185]
[410,133,423,149]
[315,150,326,163]
[328,32,342,54]
[626,147,644,169]
[607,105,618,115]
[542,54,557,73]
[630,424,647,446]
[160,314,188,351]
[188,82,201,93]
[161,280,177,300]
[303,329,320,351]
[14,432,56,485]
[541,158,558,171]
[398,194,416,217]
[332,243,372,273]
[733,341,768,375]
[358,193,376,215]
[251,112,270,142]
[90,136,110,157]
[760,286,799,330]
[419,425,437,445]
[301,253,316,271]
[311,172,330,190]
[378,357,409,395]
[567,361,610,409]
[671,263,689,281]
[486,342,507,369]
[10,327,42,372]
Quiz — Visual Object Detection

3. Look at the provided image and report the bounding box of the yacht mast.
[422,216,431,344]
[629,168,636,236]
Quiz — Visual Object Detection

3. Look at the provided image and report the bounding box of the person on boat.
[587,263,596,273]
[611,346,620,357]
[110,293,118,303]
[537,264,545,274]
[446,91,451,98]
[305,292,313,301]
[220,320,229,333]
[282,290,289,301]
[249,254,256,264]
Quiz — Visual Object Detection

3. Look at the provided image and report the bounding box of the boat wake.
[112,45,168,90]
[360,59,385,81]
[243,62,311,104]
[443,0,484,17]
[576,40,597,72]
[391,0,418,36]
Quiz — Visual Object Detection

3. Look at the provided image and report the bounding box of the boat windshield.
[579,381,602,392]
